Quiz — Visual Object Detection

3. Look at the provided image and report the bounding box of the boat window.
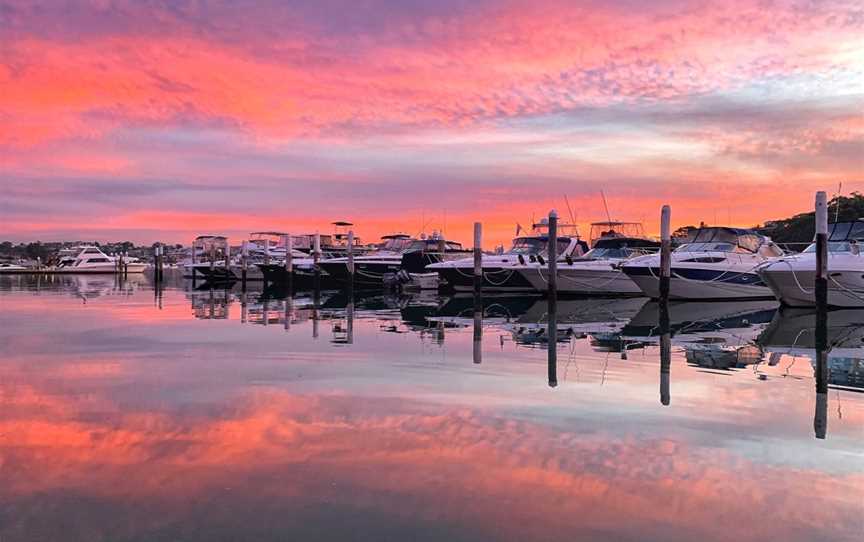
[85,258,111,263]
[803,242,854,253]
[508,238,547,255]
[584,247,633,259]
[849,222,864,240]
[507,238,570,256]
[675,242,736,253]
[829,222,852,241]
[381,238,414,252]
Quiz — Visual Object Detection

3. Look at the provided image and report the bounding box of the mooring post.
[814,191,829,439]
[224,242,231,281]
[660,205,672,301]
[241,240,248,291]
[473,222,482,295]
[313,231,322,291]
[263,237,271,267]
[547,210,558,387]
[815,191,829,310]
[240,291,248,324]
[157,245,164,282]
[548,209,558,302]
[438,232,447,263]
[285,234,293,290]
[209,243,216,278]
[347,230,355,289]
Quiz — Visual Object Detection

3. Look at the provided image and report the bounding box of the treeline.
[759,192,864,244]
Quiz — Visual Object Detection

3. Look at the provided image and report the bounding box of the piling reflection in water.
[1,274,864,542]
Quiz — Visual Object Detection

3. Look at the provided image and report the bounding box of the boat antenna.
[600,190,613,223]
[835,181,843,223]
[563,195,577,225]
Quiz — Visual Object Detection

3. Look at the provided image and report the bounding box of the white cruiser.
[57,246,147,274]
[427,219,588,292]
[757,221,864,308]
[518,222,659,295]
[621,227,784,300]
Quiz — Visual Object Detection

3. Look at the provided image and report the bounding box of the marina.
[4,0,864,538]
[1,264,862,542]
[2,196,863,542]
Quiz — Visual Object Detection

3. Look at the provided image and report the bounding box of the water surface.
[1,273,861,541]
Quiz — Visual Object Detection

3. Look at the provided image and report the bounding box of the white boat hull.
[627,273,774,300]
[759,268,864,308]
[520,266,642,295]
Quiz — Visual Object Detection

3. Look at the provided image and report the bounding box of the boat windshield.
[583,247,643,259]
[675,242,743,253]
[803,241,859,254]
[406,240,463,251]
[507,237,570,255]
[381,238,414,252]
[684,227,764,253]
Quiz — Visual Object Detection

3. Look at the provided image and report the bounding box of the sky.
[1,0,862,247]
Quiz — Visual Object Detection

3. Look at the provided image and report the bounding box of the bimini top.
[683,227,768,253]
[381,234,412,240]
[824,221,864,242]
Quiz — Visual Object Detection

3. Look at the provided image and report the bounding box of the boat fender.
[565,256,573,265]
[537,255,545,266]
[518,254,526,265]
[529,255,536,263]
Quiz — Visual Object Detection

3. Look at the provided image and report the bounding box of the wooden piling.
[347,230,355,287]
[241,241,248,290]
[313,231,322,291]
[547,209,558,301]
[473,222,482,295]
[285,234,293,289]
[659,205,672,300]
[263,238,271,266]
[547,210,559,386]
[815,191,829,310]
[224,242,231,279]
[209,243,216,278]
[814,191,829,438]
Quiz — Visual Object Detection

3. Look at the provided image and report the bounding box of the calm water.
[1,273,862,542]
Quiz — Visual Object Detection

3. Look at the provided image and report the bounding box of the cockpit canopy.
[802,221,864,254]
[379,234,414,252]
[584,237,660,259]
[406,239,464,252]
[677,227,770,254]
[507,236,571,256]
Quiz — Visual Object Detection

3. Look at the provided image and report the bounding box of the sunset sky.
[1,0,862,247]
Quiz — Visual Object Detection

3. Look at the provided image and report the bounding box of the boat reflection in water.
[758,308,864,392]
[621,300,779,372]
[6,277,861,541]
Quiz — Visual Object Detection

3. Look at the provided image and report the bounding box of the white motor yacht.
[57,246,147,274]
[318,234,416,286]
[757,221,864,308]
[518,222,660,295]
[0,263,29,273]
[621,227,784,299]
[427,219,588,292]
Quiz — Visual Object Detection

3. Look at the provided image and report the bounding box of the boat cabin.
[676,227,782,256]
